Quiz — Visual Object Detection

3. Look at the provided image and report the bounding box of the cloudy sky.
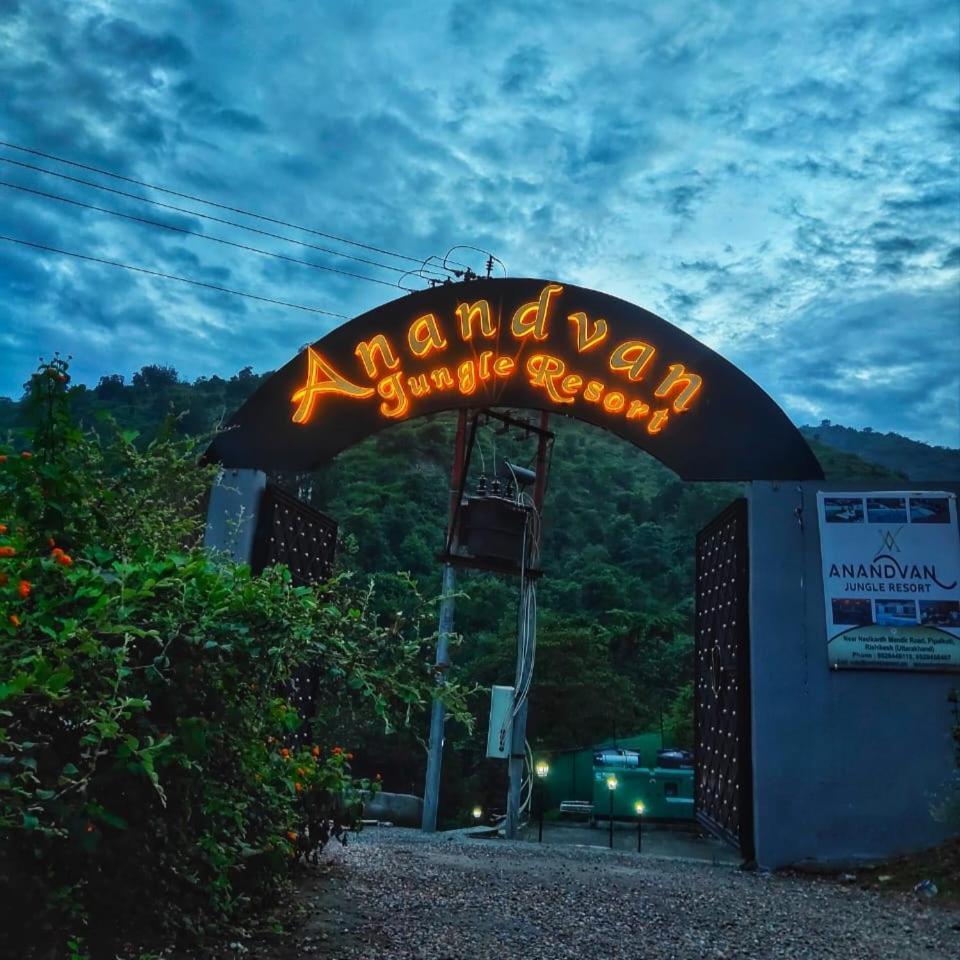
[1,0,957,445]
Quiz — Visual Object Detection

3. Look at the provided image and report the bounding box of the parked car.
[656,749,693,769]
[592,748,642,768]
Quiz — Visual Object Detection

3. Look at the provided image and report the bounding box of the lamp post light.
[606,774,618,849]
[634,800,645,853]
[535,760,550,843]
[472,805,483,825]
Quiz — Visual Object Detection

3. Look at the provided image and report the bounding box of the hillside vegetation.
[2,365,954,821]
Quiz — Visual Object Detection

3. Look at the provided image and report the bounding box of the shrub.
[0,360,470,957]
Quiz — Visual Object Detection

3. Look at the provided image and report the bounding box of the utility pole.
[504,412,550,840]
[421,410,467,832]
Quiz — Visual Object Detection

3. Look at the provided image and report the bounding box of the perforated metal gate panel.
[251,484,338,741]
[694,498,754,860]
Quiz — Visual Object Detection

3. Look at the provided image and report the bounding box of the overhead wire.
[0,139,437,268]
[0,179,402,289]
[0,233,349,318]
[0,157,415,281]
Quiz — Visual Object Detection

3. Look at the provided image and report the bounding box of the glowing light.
[626,399,649,420]
[355,334,400,378]
[535,760,550,779]
[654,363,702,412]
[634,801,645,815]
[606,774,618,791]
[456,358,478,395]
[493,356,515,377]
[609,340,656,381]
[511,284,563,340]
[457,299,496,340]
[472,805,483,820]
[568,311,608,352]
[583,380,603,403]
[376,372,409,419]
[602,391,625,413]
[526,353,574,404]
[407,312,447,358]
[429,366,454,389]
[648,409,669,434]
[407,373,431,397]
[291,347,374,424]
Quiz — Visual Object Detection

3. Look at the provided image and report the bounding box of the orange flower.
[375,773,382,781]
[9,614,20,627]
[0,546,15,557]
[294,782,303,793]
[17,580,31,599]
[51,546,63,557]
[297,767,306,777]
[85,822,95,834]
[56,554,73,567]
[0,524,7,534]
[280,748,290,759]
[332,746,342,755]
[0,455,6,464]
[20,451,31,459]
[346,752,354,760]
[47,537,55,548]
[286,830,298,842]
[0,574,7,586]
[311,745,320,758]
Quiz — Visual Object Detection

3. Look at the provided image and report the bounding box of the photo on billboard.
[866,497,907,524]
[824,497,865,524]
[909,497,951,524]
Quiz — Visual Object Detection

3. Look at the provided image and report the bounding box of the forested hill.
[1,364,956,802]
[800,422,960,481]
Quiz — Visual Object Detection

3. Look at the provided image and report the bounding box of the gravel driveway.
[269,829,960,960]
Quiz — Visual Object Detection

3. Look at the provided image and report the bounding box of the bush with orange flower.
[0,360,471,960]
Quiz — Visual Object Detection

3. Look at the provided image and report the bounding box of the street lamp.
[472,805,483,824]
[535,760,550,843]
[606,774,618,849]
[634,800,645,853]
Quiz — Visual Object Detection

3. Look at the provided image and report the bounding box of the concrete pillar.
[204,468,267,564]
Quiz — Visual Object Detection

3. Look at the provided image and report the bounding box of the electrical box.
[460,496,531,563]
[486,685,514,759]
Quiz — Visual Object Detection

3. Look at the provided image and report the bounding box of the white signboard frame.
[816,490,960,672]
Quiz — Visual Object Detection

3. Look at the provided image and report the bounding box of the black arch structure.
[207,277,823,481]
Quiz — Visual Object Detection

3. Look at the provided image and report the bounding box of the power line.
[0,156,423,282]
[0,179,401,289]
[0,233,350,318]
[0,139,434,268]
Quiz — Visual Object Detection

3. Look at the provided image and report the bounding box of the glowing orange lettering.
[583,380,604,403]
[457,300,496,340]
[457,359,478,395]
[626,400,649,420]
[377,373,409,418]
[407,313,447,358]
[291,347,375,424]
[654,363,702,412]
[494,356,515,377]
[479,350,494,381]
[561,374,583,396]
[526,354,573,404]
[355,334,399,378]
[568,312,608,352]
[603,391,625,413]
[511,284,563,340]
[430,366,454,389]
[407,373,431,398]
[648,409,669,434]
[609,341,656,381]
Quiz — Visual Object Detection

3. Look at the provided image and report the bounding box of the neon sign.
[291,284,703,437]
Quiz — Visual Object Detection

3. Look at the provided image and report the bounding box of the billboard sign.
[817,491,960,671]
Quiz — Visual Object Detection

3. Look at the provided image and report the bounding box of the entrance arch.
[203,277,840,865]
[206,277,823,482]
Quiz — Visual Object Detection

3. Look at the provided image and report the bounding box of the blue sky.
[1,0,958,445]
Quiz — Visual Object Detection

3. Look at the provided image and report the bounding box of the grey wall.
[203,468,267,564]
[747,481,959,869]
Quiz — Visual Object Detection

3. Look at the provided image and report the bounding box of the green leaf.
[22,813,39,830]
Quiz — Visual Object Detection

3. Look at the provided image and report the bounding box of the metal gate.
[250,483,338,741]
[694,497,754,861]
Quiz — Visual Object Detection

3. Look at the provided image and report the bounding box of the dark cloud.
[0,0,956,445]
